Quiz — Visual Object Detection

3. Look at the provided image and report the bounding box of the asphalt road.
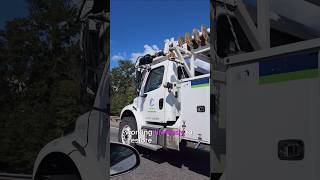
[1,128,210,180]
[110,127,210,180]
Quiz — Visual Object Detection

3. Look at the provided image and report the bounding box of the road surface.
[1,128,210,180]
[110,127,210,180]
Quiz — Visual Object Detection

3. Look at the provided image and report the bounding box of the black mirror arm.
[163,82,173,89]
[140,93,147,98]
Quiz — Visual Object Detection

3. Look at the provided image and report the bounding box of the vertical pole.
[190,55,195,77]
[257,0,270,49]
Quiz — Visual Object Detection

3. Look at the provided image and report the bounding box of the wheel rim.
[121,125,132,145]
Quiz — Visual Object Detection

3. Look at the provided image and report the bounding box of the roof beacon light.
[178,36,185,47]
[185,32,193,51]
[201,25,209,46]
[193,28,201,49]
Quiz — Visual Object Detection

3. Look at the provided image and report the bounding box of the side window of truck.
[144,66,165,93]
[177,66,189,80]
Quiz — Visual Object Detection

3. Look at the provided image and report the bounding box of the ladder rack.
[136,25,211,78]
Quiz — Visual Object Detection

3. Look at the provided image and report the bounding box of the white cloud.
[113,44,162,64]
[111,52,127,61]
[164,37,175,43]
[130,52,144,62]
[130,44,160,62]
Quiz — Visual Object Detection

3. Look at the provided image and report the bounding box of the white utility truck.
[31,0,320,179]
[211,0,320,180]
[118,26,212,151]
[118,0,320,180]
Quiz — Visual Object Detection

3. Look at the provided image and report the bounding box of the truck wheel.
[48,175,80,180]
[179,140,188,154]
[118,117,138,147]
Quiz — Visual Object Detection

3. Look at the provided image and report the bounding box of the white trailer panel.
[180,74,210,143]
[224,50,320,180]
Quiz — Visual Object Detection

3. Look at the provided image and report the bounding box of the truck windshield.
[136,69,147,93]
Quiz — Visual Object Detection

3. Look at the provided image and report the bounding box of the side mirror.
[163,82,173,89]
[110,142,140,177]
[140,93,147,98]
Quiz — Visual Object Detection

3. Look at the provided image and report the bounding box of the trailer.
[211,0,320,179]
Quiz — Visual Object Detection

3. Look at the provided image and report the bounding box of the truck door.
[141,63,166,123]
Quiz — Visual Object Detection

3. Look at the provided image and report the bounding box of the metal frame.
[217,0,270,50]
[234,1,264,50]
[216,0,320,59]
[137,44,210,79]
[173,45,210,77]
[224,37,320,65]
[257,0,270,48]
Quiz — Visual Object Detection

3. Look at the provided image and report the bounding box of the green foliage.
[0,0,82,173]
[110,60,136,115]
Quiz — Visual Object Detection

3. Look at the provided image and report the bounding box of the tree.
[110,60,136,115]
[0,0,82,173]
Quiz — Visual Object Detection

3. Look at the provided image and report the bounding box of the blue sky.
[0,0,27,28]
[110,0,210,68]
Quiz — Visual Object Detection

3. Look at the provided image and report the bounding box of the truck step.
[137,142,162,151]
[142,124,163,129]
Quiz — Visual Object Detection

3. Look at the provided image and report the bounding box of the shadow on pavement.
[137,146,210,177]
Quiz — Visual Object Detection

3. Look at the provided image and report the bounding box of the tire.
[118,116,138,147]
[179,140,188,154]
[48,175,80,180]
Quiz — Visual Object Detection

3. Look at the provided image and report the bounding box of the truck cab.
[119,29,211,151]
